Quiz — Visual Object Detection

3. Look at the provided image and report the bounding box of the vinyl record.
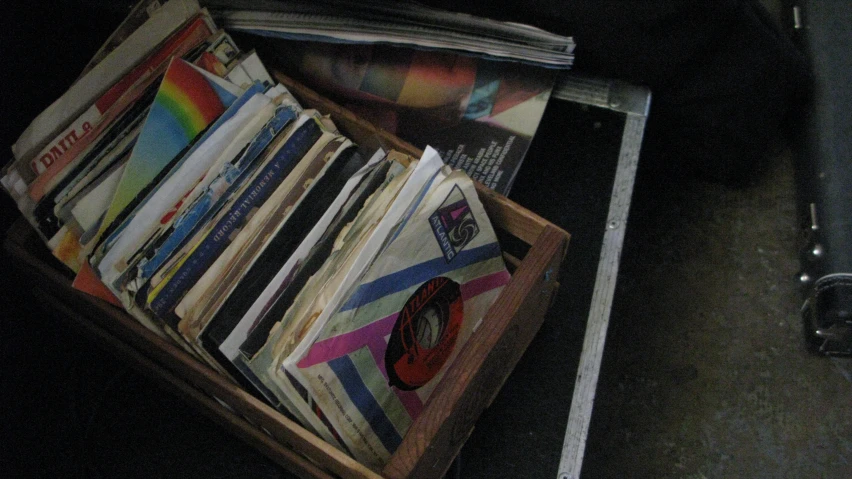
[385,276,463,391]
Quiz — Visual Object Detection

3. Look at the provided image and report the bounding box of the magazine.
[203,0,575,67]
[256,38,556,194]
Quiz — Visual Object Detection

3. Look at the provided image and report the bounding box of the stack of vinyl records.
[1,0,510,471]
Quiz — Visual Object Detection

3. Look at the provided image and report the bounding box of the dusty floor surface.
[582,148,852,478]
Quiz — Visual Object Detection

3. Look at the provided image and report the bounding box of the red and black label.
[385,277,464,391]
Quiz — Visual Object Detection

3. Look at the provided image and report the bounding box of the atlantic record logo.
[385,276,464,391]
[429,184,480,262]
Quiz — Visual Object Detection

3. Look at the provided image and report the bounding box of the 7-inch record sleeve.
[236,158,391,360]
[199,146,366,381]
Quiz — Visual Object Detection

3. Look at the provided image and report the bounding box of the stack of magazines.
[204,0,576,67]
[1,0,514,470]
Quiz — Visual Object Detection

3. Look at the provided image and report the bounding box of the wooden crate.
[3,72,570,479]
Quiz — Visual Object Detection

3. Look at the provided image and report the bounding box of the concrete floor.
[582,146,852,478]
[580,2,852,476]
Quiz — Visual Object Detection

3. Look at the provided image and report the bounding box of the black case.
[788,1,852,355]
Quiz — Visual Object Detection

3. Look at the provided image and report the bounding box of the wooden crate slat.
[272,70,568,247]
[383,225,568,479]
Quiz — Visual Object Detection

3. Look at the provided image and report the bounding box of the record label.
[386,276,463,391]
[429,184,480,262]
